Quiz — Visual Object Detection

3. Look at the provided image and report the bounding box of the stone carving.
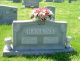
[3,37,12,52]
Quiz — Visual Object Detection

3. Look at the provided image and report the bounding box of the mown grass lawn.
[0,0,80,61]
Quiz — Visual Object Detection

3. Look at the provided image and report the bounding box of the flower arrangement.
[31,8,53,23]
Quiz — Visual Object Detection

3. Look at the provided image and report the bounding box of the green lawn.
[0,0,80,61]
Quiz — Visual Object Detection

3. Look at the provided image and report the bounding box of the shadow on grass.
[24,51,78,61]
[4,51,78,61]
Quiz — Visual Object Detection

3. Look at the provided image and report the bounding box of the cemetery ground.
[0,0,80,61]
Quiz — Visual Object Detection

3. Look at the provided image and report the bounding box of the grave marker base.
[3,45,74,56]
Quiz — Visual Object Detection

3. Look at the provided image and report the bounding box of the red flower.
[33,8,51,16]
[31,8,53,22]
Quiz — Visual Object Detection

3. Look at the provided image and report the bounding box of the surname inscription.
[22,27,55,35]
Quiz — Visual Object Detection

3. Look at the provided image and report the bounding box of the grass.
[0,0,80,61]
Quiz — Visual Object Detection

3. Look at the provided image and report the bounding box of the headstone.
[7,0,12,1]
[12,0,21,2]
[0,5,17,24]
[22,0,39,8]
[45,0,64,3]
[54,0,64,3]
[45,6,55,20]
[68,0,77,3]
[45,0,53,2]
[3,20,73,56]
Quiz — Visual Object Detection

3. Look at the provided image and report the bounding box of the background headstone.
[68,0,77,3]
[54,0,64,3]
[22,0,39,8]
[12,0,22,2]
[45,6,55,20]
[45,0,53,2]
[0,5,17,24]
[7,0,12,1]
[45,0,64,3]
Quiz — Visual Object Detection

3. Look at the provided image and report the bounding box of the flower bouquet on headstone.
[31,8,54,24]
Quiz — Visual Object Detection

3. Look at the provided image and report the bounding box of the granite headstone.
[3,20,73,56]
[45,0,64,3]
[68,0,77,3]
[22,0,39,8]
[12,0,21,2]
[45,0,53,2]
[54,0,64,3]
[46,6,55,20]
[0,5,17,24]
